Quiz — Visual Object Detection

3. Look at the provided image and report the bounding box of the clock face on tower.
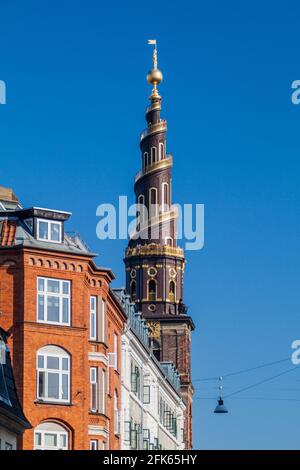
[146,321,161,339]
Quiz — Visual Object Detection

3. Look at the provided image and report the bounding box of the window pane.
[62,298,69,323]
[51,223,60,242]
[62,282,69,295]
[35,433,42,446]
[38,371,45,398]
[38,278,45,291]
[62,358,68,371]
[47,356,59,370]
[60,434,67,448]
[90,297,96,311]
[38,295,45,321]
[48,373,59,399]
[62,374,69,400]
[38,221,48,240]
[47,280,60,293]
[44,433,57,447]
[37,355,44,368]
[47,296,60,322]
[91,312,96,339]
[91,383,97,410]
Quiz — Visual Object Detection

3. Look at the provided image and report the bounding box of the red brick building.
[0,186,126,450]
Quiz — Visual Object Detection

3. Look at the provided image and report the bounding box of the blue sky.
[1,0,300,449]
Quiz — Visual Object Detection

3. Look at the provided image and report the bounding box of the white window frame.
[100,369,106,414]
[114,390,119,435]
[90,440,98,450]
[37,277,71,326]
[34,424,68,450]
[162,182,169,212]
[36,347,70,404]
[37,218,62,243]
[114,333,118,371]
[99,299,106,343]
[90,367,98,412]
[90,296,97,340]
[159,142,165,160]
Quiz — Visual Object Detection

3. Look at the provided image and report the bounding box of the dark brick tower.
[124,43,194,448]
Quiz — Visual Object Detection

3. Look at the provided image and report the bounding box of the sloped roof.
[0,328,31,432]
[0,219,18,247]
[0,186,20,211]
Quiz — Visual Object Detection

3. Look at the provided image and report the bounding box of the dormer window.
[37,218,62,243]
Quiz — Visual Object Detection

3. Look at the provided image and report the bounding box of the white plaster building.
[113,289,185,450]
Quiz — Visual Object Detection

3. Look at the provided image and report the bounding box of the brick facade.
[0,241,126,450]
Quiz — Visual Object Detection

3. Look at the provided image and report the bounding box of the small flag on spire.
[148,39,156,45]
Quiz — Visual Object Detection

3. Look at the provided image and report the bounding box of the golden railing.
[125,243,184,259]
[140,120,167,141]
[134,155,172,184]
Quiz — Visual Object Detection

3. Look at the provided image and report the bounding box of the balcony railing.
[134,155,172,183]
[140,120,167,142]
[125,243,184,259]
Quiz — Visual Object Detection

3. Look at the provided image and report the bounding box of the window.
[89,296,106,343]
[159,142,165,160]
[37,346,70,403]
[100,298,107,343]
[34,422,68,450]
[90,367,98,412]
[37,277,71,325]
[169,281,176,302]
[90,440,98,450]
[143,429,150,449]
[151,147,157,164]
[100,369,106,414]
[130,281,136,301]
[137,194,145,223]
[162,182,169,212]
[131,363,141,399]
[114,333,118,371]
[144,152,149,168]
[149,188,158,218]
[143,384,151,404]
[148,280,157,301]
[90,296,97,340]
[37,219,62,243]
[114,390,119,435]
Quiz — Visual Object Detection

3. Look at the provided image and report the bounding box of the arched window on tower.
[137,194,145,227]
[162,182,169,212]
[169,281,176,303]
[149,188,158,218]
[144,152,149,168]
[159,142,165,160]
[151,147,157,164]
[130,280,136,301]
[148,279,157,302]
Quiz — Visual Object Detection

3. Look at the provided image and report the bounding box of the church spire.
[124,42,194,448]
[147,39,163,101]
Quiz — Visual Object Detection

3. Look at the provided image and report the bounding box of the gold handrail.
[125,243,184,259]
[140,120,167,141]
[134,155,172,184]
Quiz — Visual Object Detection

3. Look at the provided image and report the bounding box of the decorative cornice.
[125,243,184,260]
